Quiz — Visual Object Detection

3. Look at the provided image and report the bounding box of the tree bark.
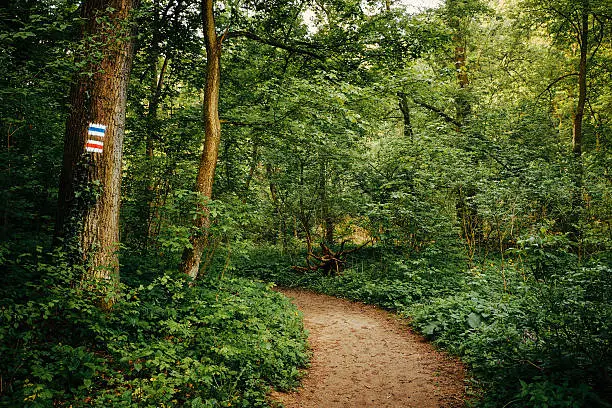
[447,1,471,124]
[573,0,589,157]
[55,0,136,288]
[568,0,589,248]
[397,91,413,140]
[266,164,285,248]
[298,160,313,255]
[455,44,468,89]
[179,0,222,279]
[453,42,471,123]
[319,159,334,244]
[143,55,169,249]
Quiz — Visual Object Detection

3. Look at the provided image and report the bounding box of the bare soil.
[271,288,467,408]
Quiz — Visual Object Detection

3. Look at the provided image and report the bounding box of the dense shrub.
[409,265,611,406]
[233,243,612,407]
[0,252,308,407]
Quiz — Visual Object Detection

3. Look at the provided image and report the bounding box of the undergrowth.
[0,250,308,407]
[232,242,612,408]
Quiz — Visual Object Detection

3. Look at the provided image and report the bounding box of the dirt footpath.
[271,288,467,408]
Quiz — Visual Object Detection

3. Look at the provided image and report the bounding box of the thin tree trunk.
[140,0,185,249]
[55,0,136,291]
[319,159,334,244]
[245,138,259,191]
[397,91,413,140]
[455,43,468,89]
[180,0,222,279]
[144,55,169,248]
[447,0,470,124]
[573,0,589,157]
[146,55,168,159]
[266,164,284,246]
[454,41,471,123]
[569,0,589,247]
[298,161,312,254]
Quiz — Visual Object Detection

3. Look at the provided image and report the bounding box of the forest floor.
[270,288,468,408]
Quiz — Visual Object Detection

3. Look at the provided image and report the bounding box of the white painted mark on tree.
[88,123,107,137]
[85,140,104,153]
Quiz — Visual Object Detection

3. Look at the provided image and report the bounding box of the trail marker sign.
[85,140,104,153]
[86,123,106,153]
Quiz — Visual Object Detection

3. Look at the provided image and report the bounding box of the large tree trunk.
[55,0,136,288]
[179,0,222,279]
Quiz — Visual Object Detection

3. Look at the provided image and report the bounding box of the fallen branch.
[292,239,373,275]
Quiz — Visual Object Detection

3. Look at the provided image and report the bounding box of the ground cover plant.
[232,242,612,407]
[1,0,611,406]
[0,252,308,407]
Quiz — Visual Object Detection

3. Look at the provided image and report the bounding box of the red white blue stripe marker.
[86,123,106,153]
[85,140,104,153]
[88,123,106,137]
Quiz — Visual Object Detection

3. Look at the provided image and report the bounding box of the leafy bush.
[234,244,612,407]
[0,252,308,407]
[410,263,612,407]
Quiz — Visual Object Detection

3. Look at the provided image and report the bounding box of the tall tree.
[180,0,323,279]
[444,0,488,123]
[523,0,611,155]
[55,0,137,288]
[179,0,222,279]
[573,0,590,157]
[523,0,611,242]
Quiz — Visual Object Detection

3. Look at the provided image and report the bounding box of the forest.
[0,0,611,406]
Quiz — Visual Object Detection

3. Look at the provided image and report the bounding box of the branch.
[410,98,520,173]
[307,252,325,262]
[153,55,169,103]
[226,30,326,61]
[366,162,390,180]
[587,99,601,127]
[218,26,230,45]
[589,16,605,61]
[536,72,579,99]
[413,99,462,127]
[159,0,183,27]
[548,5,581,40]
[219,119,273,128]
[338,238,373,257]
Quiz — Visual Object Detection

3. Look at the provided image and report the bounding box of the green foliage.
[410,262,611,407]
[233,241,612,407]
[513,227,576,280]
[0,252,308,407]
[2,0,612,407]
[0,1,77,249]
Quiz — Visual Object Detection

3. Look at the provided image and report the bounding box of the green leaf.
[466,312,482,329]
[423,322,439,335]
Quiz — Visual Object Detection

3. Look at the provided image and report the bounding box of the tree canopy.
[1,0,611,406]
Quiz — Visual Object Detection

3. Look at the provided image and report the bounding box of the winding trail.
[271,288,467,408]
